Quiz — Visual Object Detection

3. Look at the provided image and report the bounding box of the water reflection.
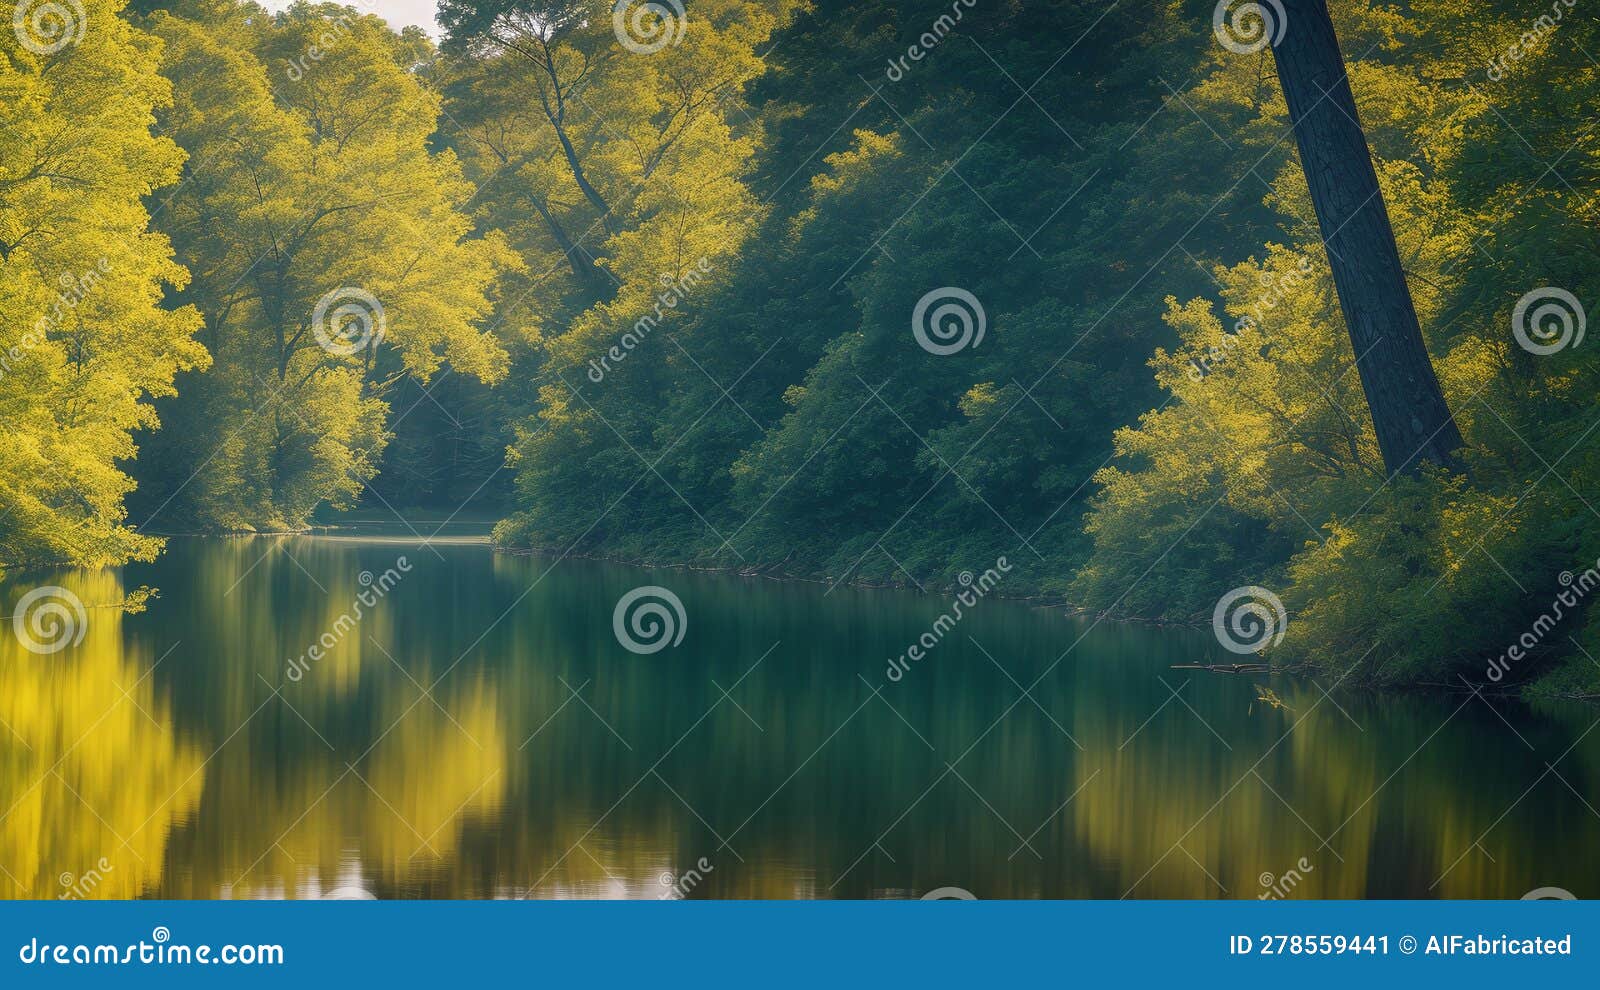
[1,530,1596,899]
[0,571,202,899]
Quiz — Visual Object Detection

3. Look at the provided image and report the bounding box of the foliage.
[4,0,1600,697]
[130,1,516,531]
[1074,0,1600,692]
[489,0,1264,593]
[0,0,207,571]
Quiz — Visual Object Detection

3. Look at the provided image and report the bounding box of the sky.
[259,0,442,36]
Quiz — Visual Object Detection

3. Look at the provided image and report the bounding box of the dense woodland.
[3,0,1598,696]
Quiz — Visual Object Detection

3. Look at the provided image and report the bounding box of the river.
[0,521,1595,899]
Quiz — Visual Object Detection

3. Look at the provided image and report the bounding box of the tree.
[441,0,779,551]
[0,0,207,571]
[439,0,776,308]
[134,3,517,530]
[1270,0,1463,474]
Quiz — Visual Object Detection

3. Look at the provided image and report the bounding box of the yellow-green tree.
[0,0,207,571]
[436,0,781,548]
[136,2,518,531]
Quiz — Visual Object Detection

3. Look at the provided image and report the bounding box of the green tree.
[1078,0,1600,694]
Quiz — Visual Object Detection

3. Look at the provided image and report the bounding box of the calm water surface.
[2,522,1596,899]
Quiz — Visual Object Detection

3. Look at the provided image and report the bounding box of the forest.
[3,0,1598,698]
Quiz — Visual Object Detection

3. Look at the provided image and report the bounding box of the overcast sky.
[260,0,441,36]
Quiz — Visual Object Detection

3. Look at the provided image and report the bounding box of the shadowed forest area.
[4,0,1600,698]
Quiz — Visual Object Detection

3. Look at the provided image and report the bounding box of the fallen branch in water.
[1170,661,1275,674]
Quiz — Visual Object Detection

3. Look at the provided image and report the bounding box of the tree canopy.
[3,0,1598,696]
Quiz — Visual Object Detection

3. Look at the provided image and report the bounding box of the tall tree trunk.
[1271,0,1462,474]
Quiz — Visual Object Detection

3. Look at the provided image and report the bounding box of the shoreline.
[488,541,1103,613]
[30,527,1591,706]
[490,543,1597,704]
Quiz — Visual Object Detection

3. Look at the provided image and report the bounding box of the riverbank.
[489,541,1600,705]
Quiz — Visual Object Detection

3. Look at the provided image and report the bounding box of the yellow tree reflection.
[0,571,203,898]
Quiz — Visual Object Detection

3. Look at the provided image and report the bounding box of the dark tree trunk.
[530,197,612,299]
[1270,0,1462,474]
